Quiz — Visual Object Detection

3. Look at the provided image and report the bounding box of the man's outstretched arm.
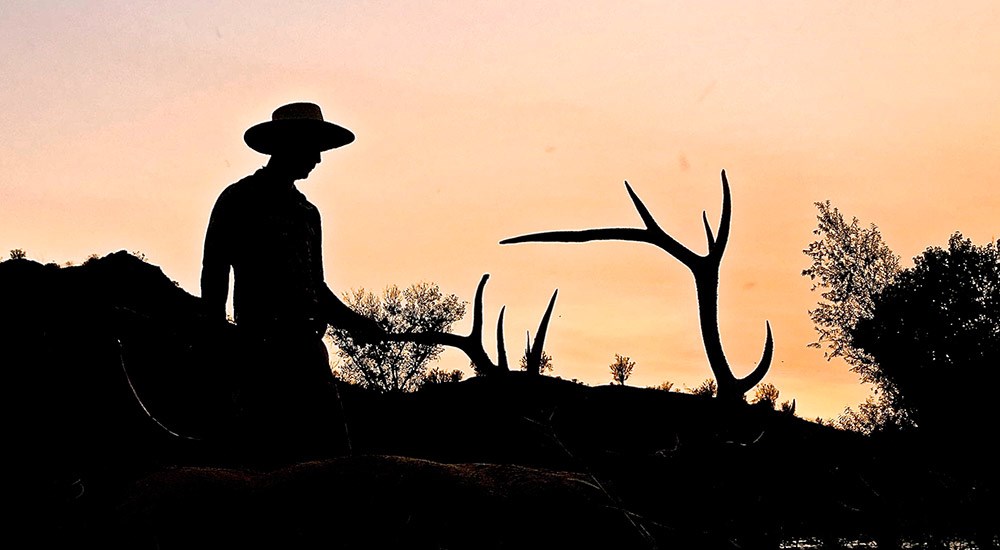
[320,286,386,344]
[321,287,371,327]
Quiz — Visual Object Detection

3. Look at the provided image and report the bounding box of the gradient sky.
[3,1,998,420]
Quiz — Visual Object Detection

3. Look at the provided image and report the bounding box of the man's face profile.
[270,148,322,181]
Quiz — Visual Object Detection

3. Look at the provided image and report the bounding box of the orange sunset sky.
[2,1,998,420]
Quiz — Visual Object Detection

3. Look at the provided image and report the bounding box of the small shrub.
[751,383,780,409]
[651,381,675,392]
[687,379,717,397]
[609,354,635,385]
[779,399,796,415]
[421,367,465,388]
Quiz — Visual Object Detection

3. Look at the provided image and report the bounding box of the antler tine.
[735,321,773,395]
[624,181,661,232]
[702,211,716,251]
[624,181,699,266]
[711,169,732,259]
[461,273,503,374]
[470,273,489,341]
[496,306,508,371]
[526,289,558,374]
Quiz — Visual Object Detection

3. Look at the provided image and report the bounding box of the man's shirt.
[201,167,334,330]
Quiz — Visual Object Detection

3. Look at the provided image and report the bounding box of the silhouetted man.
[201,101,380,459]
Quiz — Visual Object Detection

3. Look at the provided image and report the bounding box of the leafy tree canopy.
[330,282,466,393]
[802,201,900,386]
[850,233,999,433]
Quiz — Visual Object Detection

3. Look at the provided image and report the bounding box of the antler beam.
[500,170,772,401]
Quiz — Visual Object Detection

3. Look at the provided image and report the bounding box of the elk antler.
[524,289,558,375]
[500,170,772,401]
[387,274,559,378]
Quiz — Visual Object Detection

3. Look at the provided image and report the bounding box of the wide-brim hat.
[243,102,355,155]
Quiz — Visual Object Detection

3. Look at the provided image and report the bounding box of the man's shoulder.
[217,171,263,202]
[290,187,320,215]
[296,191,319,211]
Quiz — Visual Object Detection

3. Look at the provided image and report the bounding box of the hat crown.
[272,102,324,122]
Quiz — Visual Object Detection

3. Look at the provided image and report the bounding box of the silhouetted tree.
[802,201,900,386]
[751,383,780,409]
[688,379,717,397]
[609,354,635,385]
[836,396,905,434]
[8,249,26,260]
[329,283,466,393]
[850,233,999,435]
[803,201,904,431]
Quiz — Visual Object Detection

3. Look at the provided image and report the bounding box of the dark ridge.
[1,252,996,548]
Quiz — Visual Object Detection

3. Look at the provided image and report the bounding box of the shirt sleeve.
[310,207,356,326]
[201,189,234,320]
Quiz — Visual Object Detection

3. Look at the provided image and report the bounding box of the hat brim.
[244,119,355,155]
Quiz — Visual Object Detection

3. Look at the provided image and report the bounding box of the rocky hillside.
[1,252,995,549]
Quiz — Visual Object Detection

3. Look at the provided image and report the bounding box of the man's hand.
[347,313,387,345]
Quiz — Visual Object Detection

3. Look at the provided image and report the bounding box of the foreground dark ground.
[2,253,996,548]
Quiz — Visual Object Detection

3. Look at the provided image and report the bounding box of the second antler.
[387,274,558,378]
[500,170,772,401]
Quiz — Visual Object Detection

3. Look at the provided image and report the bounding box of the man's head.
[244,102,354,158]
[267,148,322,181]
